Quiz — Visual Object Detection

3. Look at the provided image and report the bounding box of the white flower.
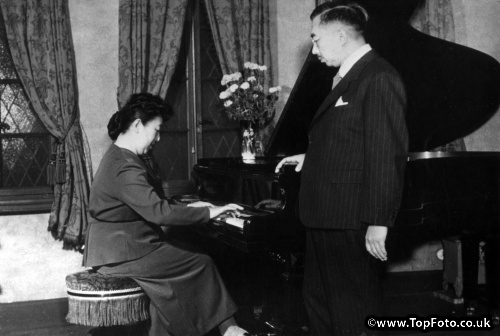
[269,86,282,93]
[232,72,242,81]
[219,62,280,125]
[219,91,231,99]
[222,72,242,85]
[221,74,231,85]
[244,62,259,70]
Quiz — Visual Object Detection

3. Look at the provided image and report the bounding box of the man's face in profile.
[311,16,344,68]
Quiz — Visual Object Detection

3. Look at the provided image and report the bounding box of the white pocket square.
[335,96,348,107]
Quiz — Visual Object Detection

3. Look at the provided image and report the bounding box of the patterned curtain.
[410,0,465,151]
[0,0,91,250]
[117,0,189,108]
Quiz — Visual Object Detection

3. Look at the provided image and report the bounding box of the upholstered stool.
[66,270,150,335]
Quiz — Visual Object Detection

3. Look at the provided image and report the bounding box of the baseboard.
[0,297,69,331]
[0,297,68,308]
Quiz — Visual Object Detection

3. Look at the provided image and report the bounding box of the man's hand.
[275,154,305,173]
[365,225,388,261]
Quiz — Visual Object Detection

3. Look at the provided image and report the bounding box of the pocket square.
[335,96,348,107]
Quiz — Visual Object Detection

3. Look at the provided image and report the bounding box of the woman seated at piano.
[83,92,248,336]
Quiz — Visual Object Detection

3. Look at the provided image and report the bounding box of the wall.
[274,0,315,104]
[0,0,499,303]
[71,0,118,170]
[261,0,315,144]
[0,0,119,303]
[456,0,500,151]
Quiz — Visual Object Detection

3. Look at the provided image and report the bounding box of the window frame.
[0,186,53,215]
[0,23,53,216]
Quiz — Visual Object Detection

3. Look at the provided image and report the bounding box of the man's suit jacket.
[83,144,209,267]
[299,50,408,230]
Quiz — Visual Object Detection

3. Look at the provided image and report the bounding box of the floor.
[0,271,498,336]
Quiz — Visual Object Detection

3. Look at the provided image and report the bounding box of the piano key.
[224,217,245,229]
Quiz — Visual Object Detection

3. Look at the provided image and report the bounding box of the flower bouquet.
[219,62,281,160]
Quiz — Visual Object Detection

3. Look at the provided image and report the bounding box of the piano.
[177,0,500,327]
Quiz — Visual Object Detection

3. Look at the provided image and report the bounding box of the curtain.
[204,0,274,86]
[0,0,91,250]
[204,0,274,143]
[117,0,189,108]
[410,0,465,151]
[410,0,455,43]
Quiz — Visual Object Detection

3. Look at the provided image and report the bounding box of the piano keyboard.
[223,217,245,229]
[213,207,270,230]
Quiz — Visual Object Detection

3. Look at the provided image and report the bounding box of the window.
[0,23,53,215]
[152,0,240,180]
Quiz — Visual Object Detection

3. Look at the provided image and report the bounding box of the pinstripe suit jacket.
[299,50,408,230]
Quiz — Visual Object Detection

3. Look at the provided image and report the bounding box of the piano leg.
[462,228,500,326]
[460,232,481,315]
[485,227,500,326]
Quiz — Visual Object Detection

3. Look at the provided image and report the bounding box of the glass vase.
[241,125,256,162]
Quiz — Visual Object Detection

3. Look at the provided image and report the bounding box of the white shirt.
[338,44,372,78]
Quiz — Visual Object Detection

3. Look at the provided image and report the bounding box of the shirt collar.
[338,44,372,78]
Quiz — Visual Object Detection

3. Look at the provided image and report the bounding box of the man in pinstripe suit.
[276,1,408,335]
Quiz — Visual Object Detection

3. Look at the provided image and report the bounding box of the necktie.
[332,73,342,90]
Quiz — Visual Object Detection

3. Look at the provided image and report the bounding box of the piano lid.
[266,0,500,155]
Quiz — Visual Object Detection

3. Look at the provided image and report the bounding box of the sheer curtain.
[0,0,91,250]
[117,0,189,108]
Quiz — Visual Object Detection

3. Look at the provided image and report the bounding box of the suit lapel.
[309,50,378,130]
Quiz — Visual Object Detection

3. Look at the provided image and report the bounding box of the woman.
[83,93,248,336]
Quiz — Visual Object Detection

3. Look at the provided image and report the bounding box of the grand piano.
[178,0,500,328]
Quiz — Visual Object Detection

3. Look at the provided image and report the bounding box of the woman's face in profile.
[137,116,162,155]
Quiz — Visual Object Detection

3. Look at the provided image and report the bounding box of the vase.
[241,125,256,162]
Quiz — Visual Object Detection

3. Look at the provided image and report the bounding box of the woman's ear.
[131,118,142,133]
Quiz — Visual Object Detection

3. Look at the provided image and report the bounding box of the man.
[275,1,408,335]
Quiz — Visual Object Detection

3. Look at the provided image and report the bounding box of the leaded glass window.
[0,26,51,189]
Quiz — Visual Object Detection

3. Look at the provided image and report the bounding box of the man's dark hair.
[310,1,369,35]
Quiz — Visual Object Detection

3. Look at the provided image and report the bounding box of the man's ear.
[339,28,348,45]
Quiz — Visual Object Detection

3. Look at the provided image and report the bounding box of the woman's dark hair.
[107,92,171,140]
[310,0,368,35]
